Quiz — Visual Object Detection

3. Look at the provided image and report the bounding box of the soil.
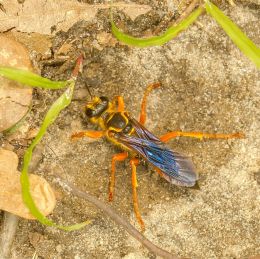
[0,0,259,258]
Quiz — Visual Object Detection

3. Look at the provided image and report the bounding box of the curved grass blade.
[20,81,90,231]
[111,6,203,47]
[205,1,260,69]
[0,67,67,89]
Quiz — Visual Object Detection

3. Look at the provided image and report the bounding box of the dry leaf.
[0,35,33,132]
[97,31,117,47]
[0,148,18,173]
[0,149,56,219]
[0,0,151,35]
[6,31,52,58]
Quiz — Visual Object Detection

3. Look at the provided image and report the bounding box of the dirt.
[0,0,259,258]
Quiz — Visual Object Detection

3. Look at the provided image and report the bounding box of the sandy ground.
[0,0,259,258]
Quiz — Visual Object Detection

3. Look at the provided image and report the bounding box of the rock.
[0,149,56,219]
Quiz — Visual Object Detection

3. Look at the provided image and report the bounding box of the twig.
[174,0,201,25]
[154,0,202,34]
[0,212,19,259]
[56,177,181,259]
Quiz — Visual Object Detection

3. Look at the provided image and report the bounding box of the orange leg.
[109,152,128,201]
[71,130,104,140]
[160,131,245,143]
[130,158,145,232]
[139,82,161,125]
[155,168,165,178]
[113,96,125,112]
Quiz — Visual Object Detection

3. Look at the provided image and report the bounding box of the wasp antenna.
[85,83,93,99]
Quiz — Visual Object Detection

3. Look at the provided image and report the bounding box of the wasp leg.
[139,82,161,125]
[154,167,165,178]
[130,158,145,232]
[117,96,125,112]
[71,130,104,140]
[109,152,128,201]
[112,96,125,112]
[160,131,245,142]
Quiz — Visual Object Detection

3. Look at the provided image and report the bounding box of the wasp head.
[85,96,109,118]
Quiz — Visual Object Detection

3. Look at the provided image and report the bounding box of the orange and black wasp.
[71,79,244,231]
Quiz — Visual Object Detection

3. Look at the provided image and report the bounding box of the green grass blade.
[111,7,203,47]
[0,66,67,89]
[205,1,260,69]
[20,81,90,231]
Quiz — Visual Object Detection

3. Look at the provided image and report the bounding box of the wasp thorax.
[85,96,109,118]
[106,112,127,129]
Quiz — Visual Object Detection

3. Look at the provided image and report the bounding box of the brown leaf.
[0,148,18,173]
[0,0,152,35]
[0,149,56,219]
[0,35,33,132]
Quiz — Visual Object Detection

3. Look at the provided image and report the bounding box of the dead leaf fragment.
[0,35,33,132]
[0,149,56,219]
[0,0,151,35]
[56,42,73,56]
[28,232,44,248]
[6,31,52,58]
[97,32,117,47]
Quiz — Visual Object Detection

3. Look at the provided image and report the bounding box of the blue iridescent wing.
[114,118,198,187]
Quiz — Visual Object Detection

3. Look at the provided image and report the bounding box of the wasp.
[72,82,244,231]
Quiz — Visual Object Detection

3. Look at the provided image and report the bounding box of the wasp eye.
[85,108,95,117]
[100,96,109,104]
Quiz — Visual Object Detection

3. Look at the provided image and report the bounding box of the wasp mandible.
[72,81,244,231]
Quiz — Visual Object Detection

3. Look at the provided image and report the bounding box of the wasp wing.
[114,120,198,187]
[129,117,161,143]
